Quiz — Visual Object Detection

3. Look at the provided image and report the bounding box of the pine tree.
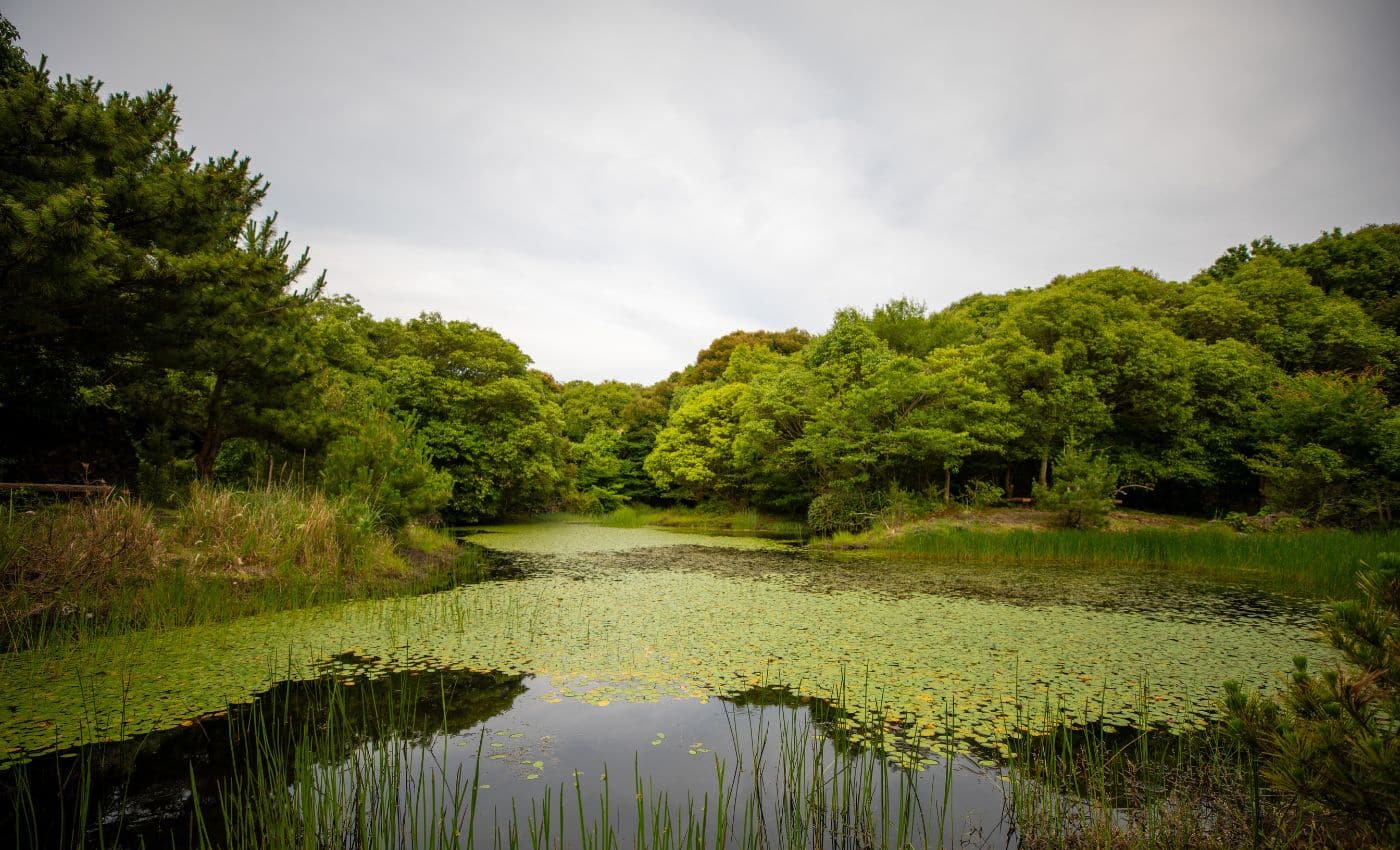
[1225,553,1400,844]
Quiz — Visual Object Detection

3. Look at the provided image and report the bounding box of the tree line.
[2,22,1397,530]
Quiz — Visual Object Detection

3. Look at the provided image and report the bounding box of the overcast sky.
[9,1,1400,383]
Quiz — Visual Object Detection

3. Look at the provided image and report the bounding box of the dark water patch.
[3,668,1012,849]
[2,665,526,849]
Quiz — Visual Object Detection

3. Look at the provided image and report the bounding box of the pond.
[0,521,1332,848]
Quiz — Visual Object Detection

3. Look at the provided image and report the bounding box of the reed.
[0,485,483,651]
[4,669,983,850]
[877,527,1400,597]
[1004,690,1380,849]
[594,505,806,538]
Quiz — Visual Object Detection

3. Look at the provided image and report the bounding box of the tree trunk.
[1004,465,1014,498]
[195,375,226,480]
[943,468,951,503]
[1039,449,1050,488]
[195,425,222,480]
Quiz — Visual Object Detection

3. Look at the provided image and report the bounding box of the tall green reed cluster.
[885,528,1400,597]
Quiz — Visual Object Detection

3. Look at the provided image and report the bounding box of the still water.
[0,522,1330,847]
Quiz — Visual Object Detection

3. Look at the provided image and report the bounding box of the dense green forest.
[2,24,1398,531]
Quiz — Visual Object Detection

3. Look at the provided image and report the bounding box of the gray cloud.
[9,0,1399,382]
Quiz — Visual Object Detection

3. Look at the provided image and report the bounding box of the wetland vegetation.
[2,15,1399,849]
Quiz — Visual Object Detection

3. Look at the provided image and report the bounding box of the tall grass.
[5,666,1386,849]
[1005,702,1376,848]
[0,494,161,623]
[594,505,806,538]
[5,671,980,850]
[880,527,1400,597]
[0,485,483,651]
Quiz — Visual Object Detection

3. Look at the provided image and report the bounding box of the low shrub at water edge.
[168,482,383,582]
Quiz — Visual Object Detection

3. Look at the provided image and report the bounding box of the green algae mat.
[0,523,1330,769]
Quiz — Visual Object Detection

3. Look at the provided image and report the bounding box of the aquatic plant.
[0,526,1329,772]
[881,526,1400,598]
[4,669,986,849]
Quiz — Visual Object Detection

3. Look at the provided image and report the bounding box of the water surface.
[0,521,1333,846]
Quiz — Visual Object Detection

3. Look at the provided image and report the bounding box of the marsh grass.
[7,663,1386,849]
[871,527,1400,598]
[0,495,161,621]
[594,505,806,538]
[1005,696,1381,849]
[5,669,986,850]
[0,486,483,651]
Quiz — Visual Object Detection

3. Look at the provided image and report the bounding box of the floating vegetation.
[460,521,789,554]
[0,525,1330,772]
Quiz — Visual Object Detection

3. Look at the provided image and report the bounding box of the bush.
[1032,440,1118,529]
[960,479,1006,509]
[1224,553,1400,844]
[874,484,925,529]
[1220,511,1306,534]
[807,489,883,535]
[171,483,383,579]
[0,497,160,620]
[320,411,452,529]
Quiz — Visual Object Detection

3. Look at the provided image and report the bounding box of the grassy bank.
[591,504,807,538]
[0,483,484,650]
[875,527,1399,598]
[812,509,1399,598]
[1007,714,1379,848]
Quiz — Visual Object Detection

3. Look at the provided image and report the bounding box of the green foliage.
[0,34,324,487]
[1248,371,1397,526]
[868,297,942,356]
[1224,553,1400,843]
[669,327,810,388]
[376,314,570,522]
[1283,224,1400,332]
[645,383,748,502]
[806,488,883,535]
[320,411,452,529]
[1032,441,1119,529]
[558,380,665,506]
[1208,256,1396,374]
[567,426,631,513]
[960,479,1006,509]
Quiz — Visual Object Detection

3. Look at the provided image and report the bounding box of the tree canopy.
[2,19,1396,530]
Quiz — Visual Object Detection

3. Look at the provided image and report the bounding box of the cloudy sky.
[9,1,1400,382]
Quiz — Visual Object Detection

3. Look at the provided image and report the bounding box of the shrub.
[959,479,1006,509]
[320,411,452,529]
[171,483,382,580]
[1224,553,1400,844]
[0,497,160,621]
[807,489,882,535]
[1221,511,1306,534]
[1032,440,1118,529]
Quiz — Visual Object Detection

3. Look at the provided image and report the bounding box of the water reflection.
[3,667,1013,849]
